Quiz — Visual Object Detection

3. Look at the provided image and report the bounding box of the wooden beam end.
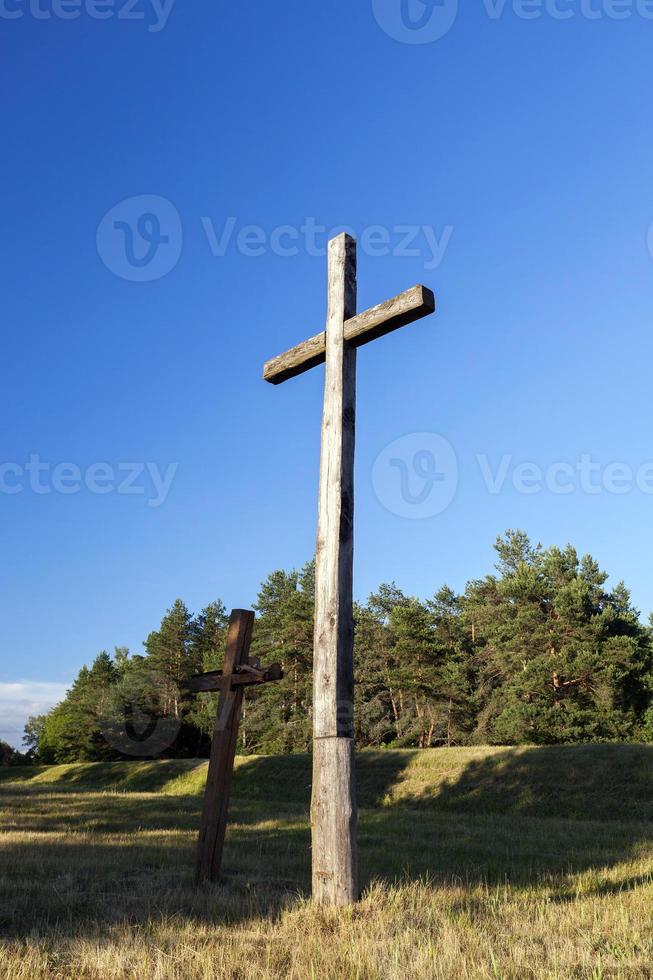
[420,285,436,315]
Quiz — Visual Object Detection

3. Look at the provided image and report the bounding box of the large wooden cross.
[263,233,436,905]
[188,608,283,883]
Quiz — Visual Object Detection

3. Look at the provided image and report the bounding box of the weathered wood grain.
[263,284,435,384]
[310,233,359,905]
[195,609,254,884]
[187,663,282,693]
[311,736,357,906]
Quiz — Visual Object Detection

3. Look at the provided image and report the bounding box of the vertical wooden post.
[263,231,436,905]
[311,233,358,906]
[195,608,254,883]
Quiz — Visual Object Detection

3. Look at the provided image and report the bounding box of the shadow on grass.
[0,759,204,791]
[1,745,652,938]
[428,743,653,822]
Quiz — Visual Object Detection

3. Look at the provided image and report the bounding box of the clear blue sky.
[2,1,653,745]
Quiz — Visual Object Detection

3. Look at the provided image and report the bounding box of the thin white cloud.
[0,681,69,749]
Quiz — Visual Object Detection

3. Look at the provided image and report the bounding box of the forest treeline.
[17,531,653,764]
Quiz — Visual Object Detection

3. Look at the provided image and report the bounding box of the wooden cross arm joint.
[263,283,436,384]
[234,662,284,684]
[185,662,283,693]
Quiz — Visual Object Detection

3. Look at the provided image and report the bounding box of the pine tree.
[144,599,195,718]
[469,531,653,744]
[245,562,315,753]
[186,600,229,744]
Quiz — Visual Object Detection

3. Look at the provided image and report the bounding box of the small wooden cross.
[263,234,435,905]
[187,608,283,883]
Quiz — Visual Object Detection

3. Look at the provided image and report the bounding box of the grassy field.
[1,745,652,979]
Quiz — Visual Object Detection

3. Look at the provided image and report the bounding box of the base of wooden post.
[310,737,358,906]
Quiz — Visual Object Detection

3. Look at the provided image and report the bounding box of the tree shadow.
[424,743,653,822]
[1,745,652,940]
[232,745,653,895]
[0,759,203,791]
[356,744,653,897]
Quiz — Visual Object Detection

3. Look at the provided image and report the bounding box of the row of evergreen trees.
[23,531,653,763]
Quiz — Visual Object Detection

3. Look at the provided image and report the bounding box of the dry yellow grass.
[1,747,652,979]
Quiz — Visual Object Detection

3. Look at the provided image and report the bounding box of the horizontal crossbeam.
[186,663,283,693]
[263,284,436,385]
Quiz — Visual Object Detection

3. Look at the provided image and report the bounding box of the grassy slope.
[1,745,652,979]
[3,743,653,820]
